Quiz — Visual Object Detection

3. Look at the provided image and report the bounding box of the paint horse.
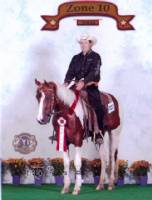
[35,79,120,195]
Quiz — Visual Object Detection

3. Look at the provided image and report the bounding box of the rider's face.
[79,40,92,54]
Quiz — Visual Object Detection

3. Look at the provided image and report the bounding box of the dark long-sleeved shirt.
[64,50,102,85]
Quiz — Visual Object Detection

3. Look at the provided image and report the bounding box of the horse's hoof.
[61,187,70,194]
[72,189,80,195]
[108,185,114,191]
[96,184,104,191]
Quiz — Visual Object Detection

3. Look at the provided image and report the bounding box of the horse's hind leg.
[96,140,106,190]
[108,130,119,191]
[61,151,71,194]
[72,147,82,195]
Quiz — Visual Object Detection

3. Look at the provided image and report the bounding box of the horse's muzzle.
[37,119,46,124]
[37,115,51,124]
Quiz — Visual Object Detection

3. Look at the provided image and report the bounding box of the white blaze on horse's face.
[37,91,45,123]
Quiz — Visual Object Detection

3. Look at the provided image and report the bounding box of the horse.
[35,79,120,195]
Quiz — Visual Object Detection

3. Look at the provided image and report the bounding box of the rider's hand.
[76,81,85,91]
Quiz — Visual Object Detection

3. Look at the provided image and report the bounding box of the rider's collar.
[82,49,92,56]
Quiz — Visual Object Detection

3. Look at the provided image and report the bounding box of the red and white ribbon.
[56,117,68,152]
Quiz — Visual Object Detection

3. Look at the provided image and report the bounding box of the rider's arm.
[64,56,76,84]
[84,54,102,85]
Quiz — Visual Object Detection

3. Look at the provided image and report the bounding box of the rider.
[64,34,104,144]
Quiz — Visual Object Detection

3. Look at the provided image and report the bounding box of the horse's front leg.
[73,147,82,195]
[61,151,71,194]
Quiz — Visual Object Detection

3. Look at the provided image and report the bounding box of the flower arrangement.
[129,160,151,176]
[117,160,128,178]
[1,160,9,175]
[2,157,151,186]
[91,159,101,177]
[6,158,26,176]
[50,158,64,176]
[28,158,45,169]
[81,158,91,177]
[28,158,45,183]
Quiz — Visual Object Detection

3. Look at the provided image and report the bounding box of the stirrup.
[48,135,57,141]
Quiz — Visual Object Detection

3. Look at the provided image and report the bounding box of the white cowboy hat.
[77,34,97,45]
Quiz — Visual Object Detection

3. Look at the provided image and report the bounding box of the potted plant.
[1,160,9,183]
[91,159,101,185]
[81,158,91,180]
[28,158,45,186]
[7,158,26,185]
[129,160,151,186]
[117,160,128,186]
[50,158,64,186]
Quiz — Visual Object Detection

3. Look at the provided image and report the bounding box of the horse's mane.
[56,83,76,106]
[54,82,84,126]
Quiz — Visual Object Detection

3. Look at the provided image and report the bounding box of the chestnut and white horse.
[35,79,120,195]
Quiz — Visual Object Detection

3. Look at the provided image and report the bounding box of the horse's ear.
[44,80,49,87]
[35,79,41,86]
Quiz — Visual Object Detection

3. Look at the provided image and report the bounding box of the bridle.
[41,88,64,118]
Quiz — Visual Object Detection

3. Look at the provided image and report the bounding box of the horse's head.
[35,79,57,124]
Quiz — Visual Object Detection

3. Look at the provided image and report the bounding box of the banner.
[41,1,135,31]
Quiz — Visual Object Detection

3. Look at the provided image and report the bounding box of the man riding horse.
[35,34,120,193]
[64,34,104,144]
